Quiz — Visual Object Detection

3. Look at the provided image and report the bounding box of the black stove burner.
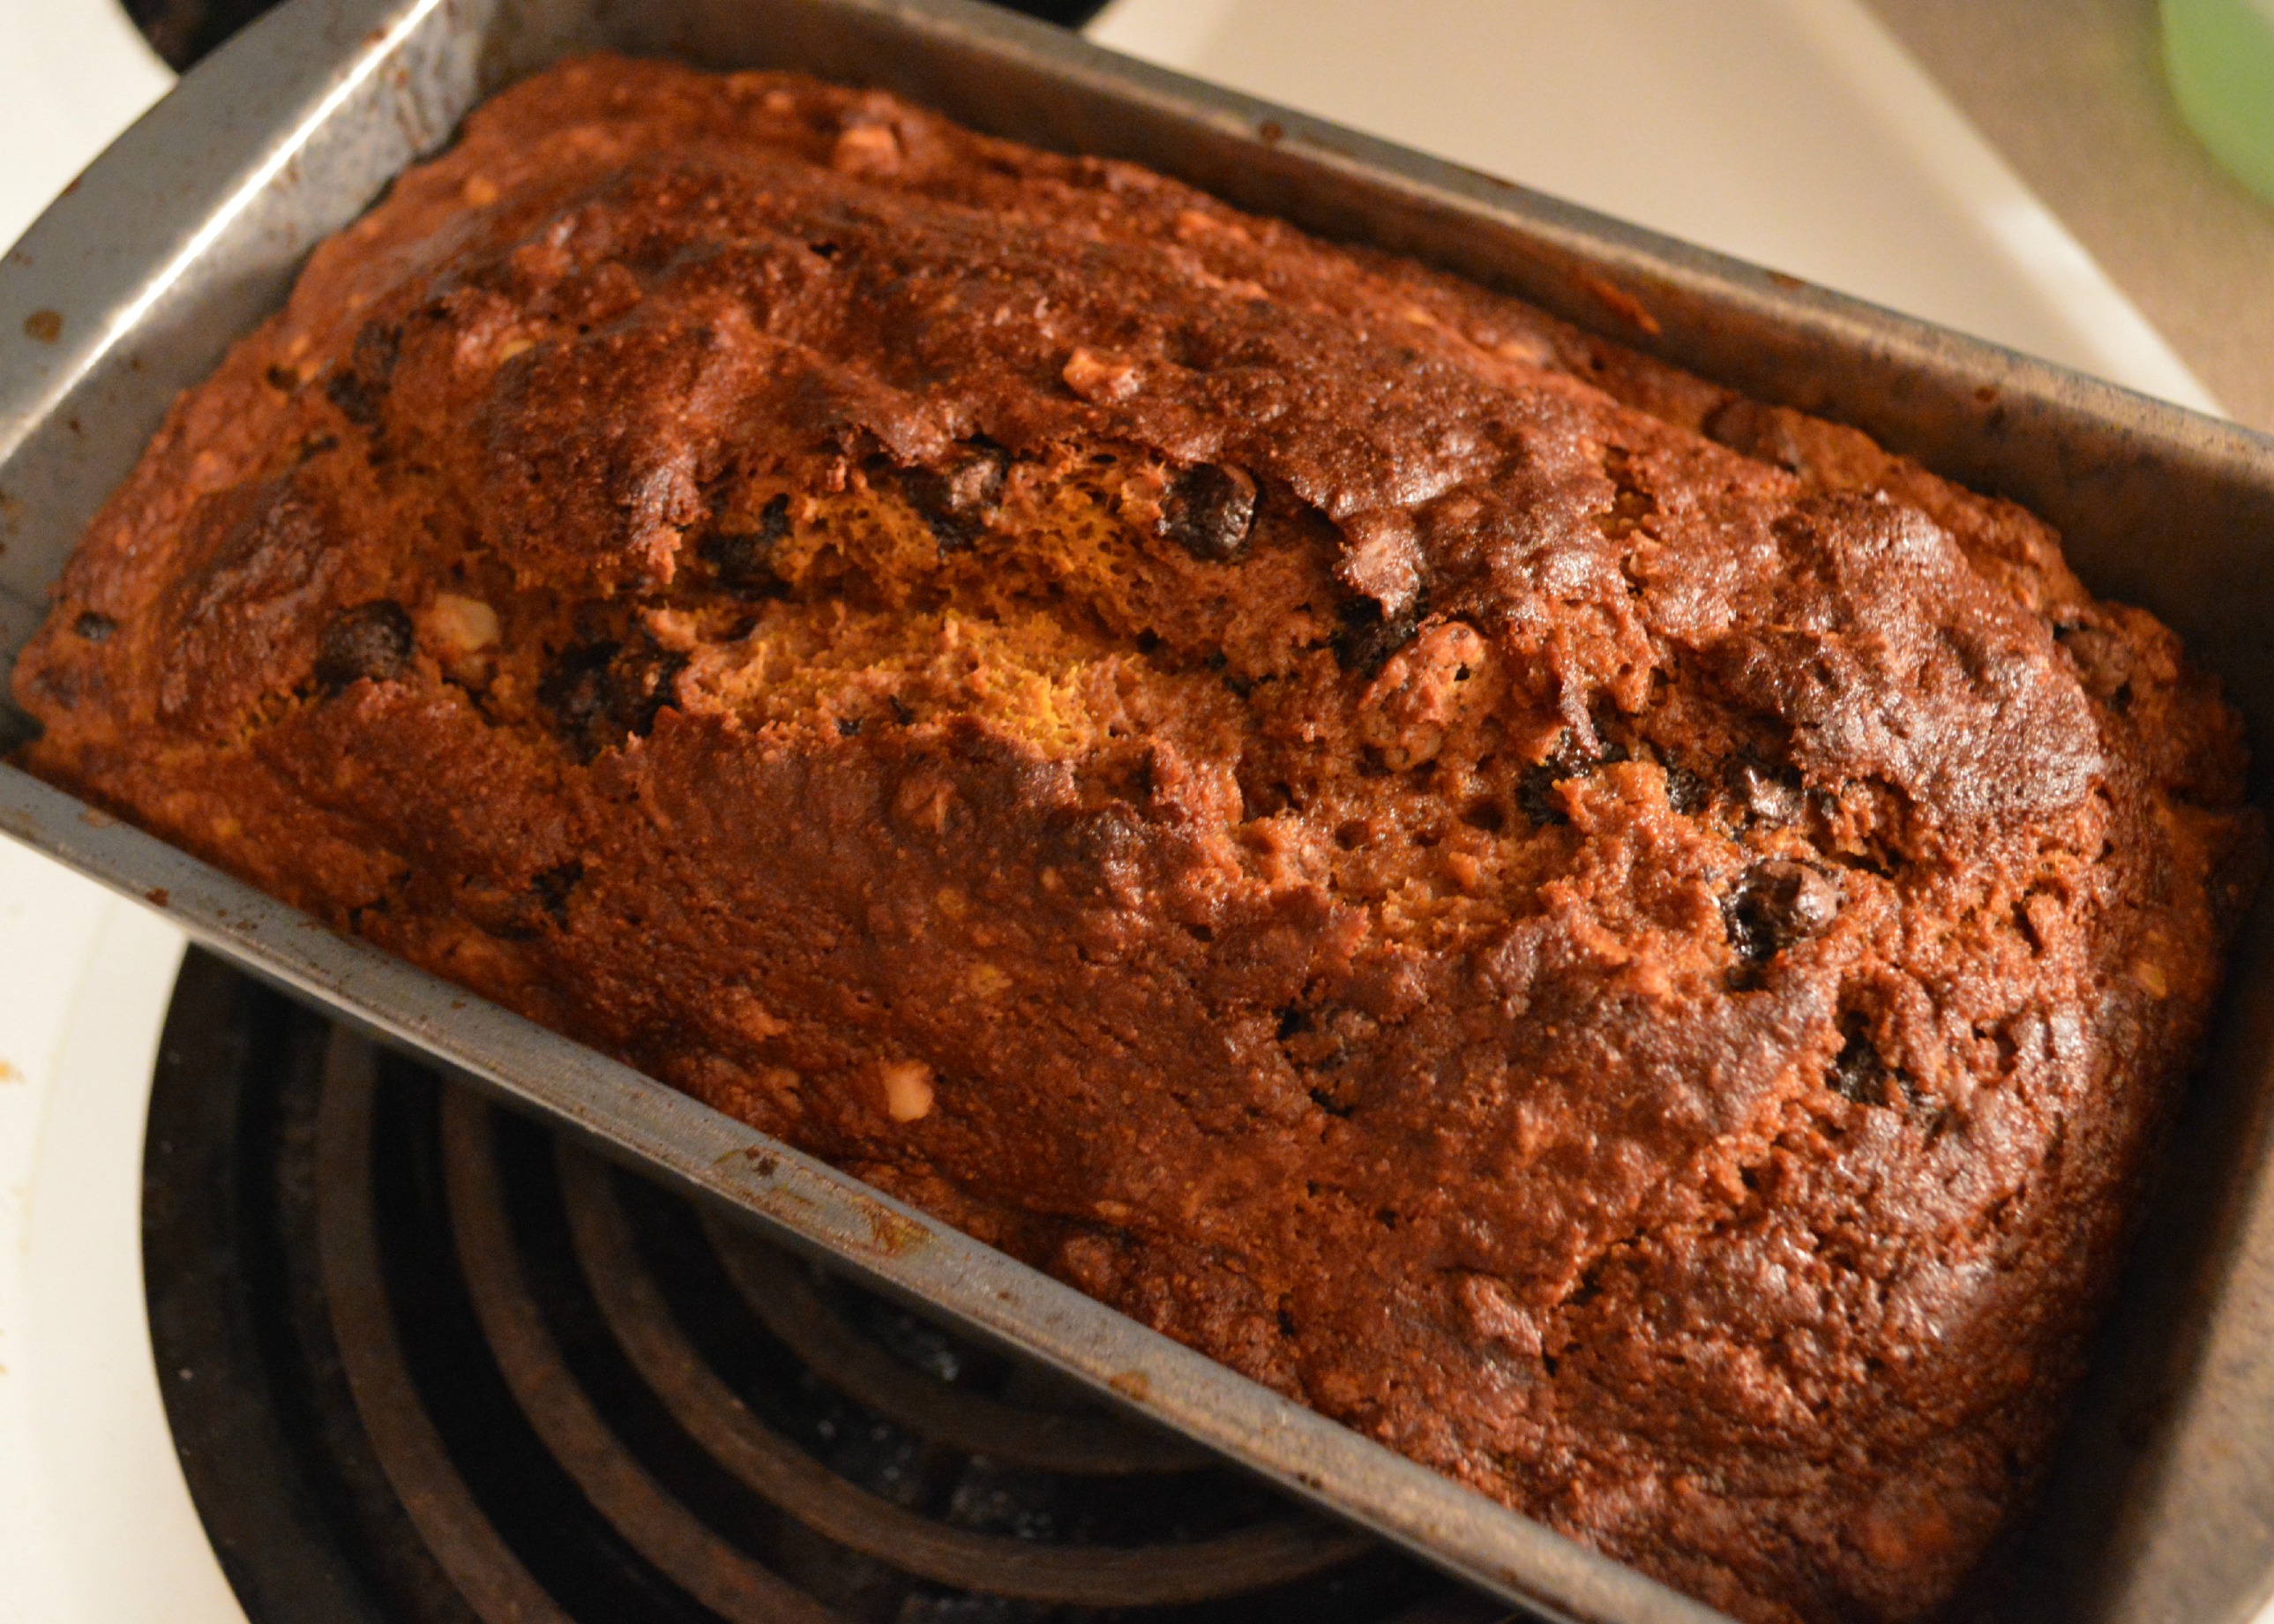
[145,949,1510,1624]
[121,0,1112,73]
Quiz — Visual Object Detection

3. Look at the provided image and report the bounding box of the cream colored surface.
[1090,0,2219,411]
[1870,0,2274,433]
[0,842,217,1624]
[0,16,230,1624]
[0,0,168,255]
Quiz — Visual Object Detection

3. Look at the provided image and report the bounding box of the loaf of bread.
[15,56,2262,1623]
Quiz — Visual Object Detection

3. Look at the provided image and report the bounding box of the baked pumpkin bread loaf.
[14,56,2262,1624]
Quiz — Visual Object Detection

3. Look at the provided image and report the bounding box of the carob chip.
[314,600,415,694]
[1158,463,1257,562]
[1278,1000,1365,1116]
[900,446,1006,552]
[492,858,587,941]
[1724,859,1840,965]
[701,494,791,592]
[1516,737,1629,828]
[1332,592,1422,676]
[528,859,583,925]
[1829,1019,1890,1105]
[1664,762,1711,816]
[539,637,686,760]
[323,319,401,431]
[1516,763,1568,828]
[540,642,621,745]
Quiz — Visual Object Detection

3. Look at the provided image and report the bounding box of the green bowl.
[2165,0,2274,206]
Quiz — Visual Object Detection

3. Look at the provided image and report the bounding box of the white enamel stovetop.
[0,3,2215,1621]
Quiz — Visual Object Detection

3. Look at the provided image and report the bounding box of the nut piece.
[427,593,500,657]
[881,1059,935,1123]
[314,600,414,694]
[833,122,901,177]
[1457,1274,1544,1357]
[1358,621,1491,770]
[1062,347,1141,404]
[1733,762,1807,826]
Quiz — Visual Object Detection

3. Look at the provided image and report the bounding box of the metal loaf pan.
[4,2,2274,1620]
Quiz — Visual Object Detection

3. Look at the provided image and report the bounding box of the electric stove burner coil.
[145,951,1500,1624]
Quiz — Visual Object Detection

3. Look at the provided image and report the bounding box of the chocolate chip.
[324,371,382,429]
[1664,762,1710,815]
[1462,799,1507,834]
[1829,1021,1889,1105]
[1516,737,1627,828]
[539,637,685,760]
[314,600,415,694]
[701,494,790,592]
[900,446,1006,552]
[836,716,863,737]
[71,610,116,644]
[323,320,401,430]
[1280,1001,1373,1096]
[1331,591,1421,676]
[539,642,616,735]
[1158,463,1257,562]
[1724,860,1841,964]
[1517,763,1568,827]
[615,651,687,737]
[528,860,583,925]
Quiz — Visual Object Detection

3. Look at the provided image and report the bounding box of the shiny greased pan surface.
[4,2,2274,1620]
